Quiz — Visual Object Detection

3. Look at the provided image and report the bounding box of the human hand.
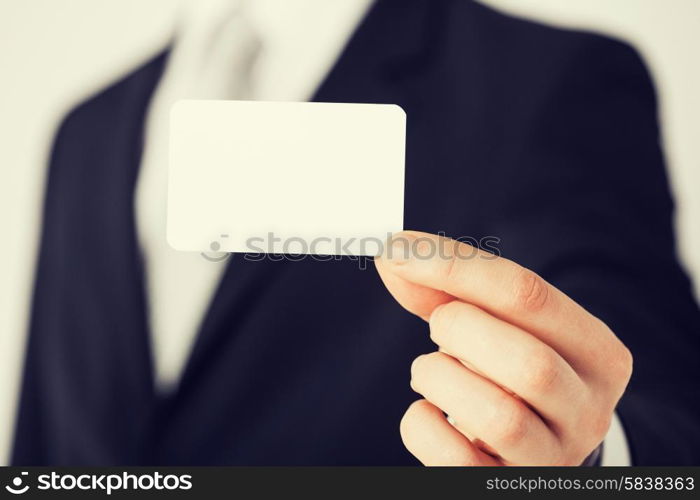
[375,231,632,465]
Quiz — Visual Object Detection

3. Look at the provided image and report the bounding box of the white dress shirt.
[135,0,373,392]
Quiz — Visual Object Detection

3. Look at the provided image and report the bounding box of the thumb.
[375,234,454,321]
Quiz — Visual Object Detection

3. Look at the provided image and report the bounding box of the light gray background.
[0,0,698,463]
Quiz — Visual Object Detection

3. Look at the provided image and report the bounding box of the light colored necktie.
[135,0,261,392]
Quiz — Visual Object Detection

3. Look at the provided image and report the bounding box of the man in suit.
[11,0,700,465]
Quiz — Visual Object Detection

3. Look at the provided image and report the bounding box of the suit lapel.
[12,52,169,464]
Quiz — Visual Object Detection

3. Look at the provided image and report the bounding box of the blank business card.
[167,100,405,256]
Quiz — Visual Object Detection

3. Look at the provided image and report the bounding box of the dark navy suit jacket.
[13,0,700,465]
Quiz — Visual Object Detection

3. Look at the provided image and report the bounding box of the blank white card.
[167,100,405,256]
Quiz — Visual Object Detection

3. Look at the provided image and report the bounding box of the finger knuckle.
[410,354,428,379]
[489,395,529,447]
[399,399,433,442]
[429,301,461,345]
[444,250,465,288]
[612,342,634,383]
[510,267,549,314]
[400,400,477,466]
[588,412,613,444]
[410,352,443,391]
[569,404,612,453]
[521,346,560,393]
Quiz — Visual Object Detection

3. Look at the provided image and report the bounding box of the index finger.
[375,231,618,374]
